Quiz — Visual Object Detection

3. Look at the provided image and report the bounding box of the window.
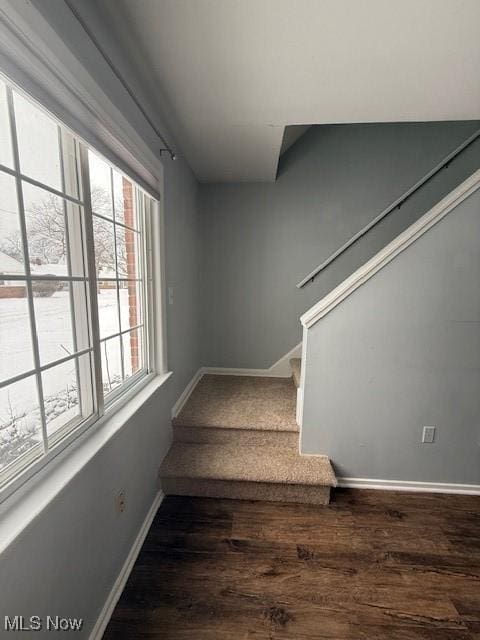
[0,75,158,494]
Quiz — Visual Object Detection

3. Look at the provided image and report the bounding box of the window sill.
[0,371,172,555]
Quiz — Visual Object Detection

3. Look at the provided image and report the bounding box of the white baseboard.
[89,491,164,640]
[202,342,302,379]
[337,477,480,495]
[202,367,287,377]
[171,369,204,418]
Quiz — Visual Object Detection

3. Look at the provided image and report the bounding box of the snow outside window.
[0,74,157,494]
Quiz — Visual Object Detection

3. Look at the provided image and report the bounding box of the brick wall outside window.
[123,178,139,372]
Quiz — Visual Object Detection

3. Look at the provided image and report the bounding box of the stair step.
[174,425,298,448]
[290,358,301,388]
[162,477,331,505]
[174,374,298,432]
[165,372,336,505]
[160,442,336,504]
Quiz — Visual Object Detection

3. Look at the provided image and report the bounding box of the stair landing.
[174,374,298,432]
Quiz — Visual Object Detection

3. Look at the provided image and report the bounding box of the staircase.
[160,367,336,505]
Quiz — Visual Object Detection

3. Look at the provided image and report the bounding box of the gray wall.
[164,158,202,386]
[302,186,480,484]
[0,3,202,638]
[200,122,480,368]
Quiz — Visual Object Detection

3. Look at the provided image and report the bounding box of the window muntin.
[0,79,12,168]
[0,76,157,494]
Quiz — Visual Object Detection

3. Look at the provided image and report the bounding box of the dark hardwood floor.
[103,489,480,639]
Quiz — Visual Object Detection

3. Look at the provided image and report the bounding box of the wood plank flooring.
[103,489,480,639]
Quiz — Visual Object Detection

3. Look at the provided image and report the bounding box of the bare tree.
[92,215,116,276]
[26,193,66,264]
[0,231,24,263]
[0,185,124,274]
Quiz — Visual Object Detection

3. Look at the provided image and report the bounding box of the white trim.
[89,490,164,640]
[202,343,302,379]
[153,194,168,375]
[171,369,204,419]
[301,169,480,329]
[296,327,309,429]
[202,366,290,378]
[268,342,302,376]
[337,477,480,495]
[203,368,266,377]
[295,387,303,429]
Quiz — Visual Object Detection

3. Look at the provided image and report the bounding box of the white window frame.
[0,75,165,503]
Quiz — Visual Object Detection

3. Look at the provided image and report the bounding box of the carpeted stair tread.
[160,442,336,487]
[290,358,301,388]
[174,374,298,432]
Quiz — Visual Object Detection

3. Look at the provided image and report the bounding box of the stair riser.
[173,425,298,448]
[162,478,331,505]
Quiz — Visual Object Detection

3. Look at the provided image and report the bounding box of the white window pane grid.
[0,75,155,493]
[90,149,148,402]
[0,83,94,484]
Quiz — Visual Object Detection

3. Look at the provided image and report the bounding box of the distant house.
[0,251,26,298]
[98,268,118,289]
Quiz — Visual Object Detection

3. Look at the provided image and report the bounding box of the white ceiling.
[99,0,480,183]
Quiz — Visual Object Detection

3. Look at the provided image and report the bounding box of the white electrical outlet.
[168,287,174,305]
[422,426,436,443]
